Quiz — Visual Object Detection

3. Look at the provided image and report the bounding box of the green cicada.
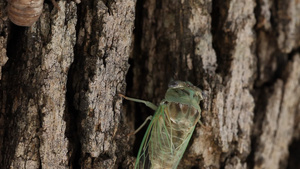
[121,81,204,169]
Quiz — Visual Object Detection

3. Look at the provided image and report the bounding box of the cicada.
[120,80,204,169]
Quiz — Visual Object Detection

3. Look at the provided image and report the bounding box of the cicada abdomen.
[121,81,204,169]
[7,0,44,26]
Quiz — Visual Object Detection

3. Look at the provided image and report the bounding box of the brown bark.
[0,0,135,169]
[0,0,300,169]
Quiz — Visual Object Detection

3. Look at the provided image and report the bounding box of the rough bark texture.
[0,0,299,169]
[0,0,135,169]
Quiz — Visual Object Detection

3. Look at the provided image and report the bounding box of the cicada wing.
[135,105,166,169]
[172,126,196,169]
[135,133,151,169]
[134,114,157,169]
[135,104,195,169]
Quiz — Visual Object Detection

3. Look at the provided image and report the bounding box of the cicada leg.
[119,94,157,136]
[119,94,157,110]
[198,120,211,131]
[128,115,153,136]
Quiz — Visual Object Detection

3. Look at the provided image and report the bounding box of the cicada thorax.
[7,0,44,26]
[167,102,201,129]
[147,102,201,169]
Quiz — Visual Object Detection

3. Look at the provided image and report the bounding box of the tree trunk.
[0,0,300,169]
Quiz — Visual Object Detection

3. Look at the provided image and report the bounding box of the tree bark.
[0,0,300,169]
[0,0,135,168]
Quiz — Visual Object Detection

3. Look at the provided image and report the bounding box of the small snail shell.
[7,0,44,27]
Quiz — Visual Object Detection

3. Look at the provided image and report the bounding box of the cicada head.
[165,80,203,110]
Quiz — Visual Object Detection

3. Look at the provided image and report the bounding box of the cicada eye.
[201,90,207,99]
[186,81,193,86]
[168,80,179,88]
